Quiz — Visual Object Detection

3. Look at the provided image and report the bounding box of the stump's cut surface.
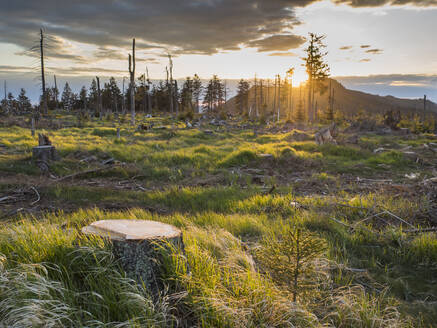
[82,219,181,241]
[82,220,183,295]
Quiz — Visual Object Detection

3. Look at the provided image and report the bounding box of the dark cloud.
[360,45,371,48]
[0,0,315,58]
[339,46,353,50]
[365,48,383,54]
[1,0,434,64]
[334,0,437,7]
[247,34,306,52]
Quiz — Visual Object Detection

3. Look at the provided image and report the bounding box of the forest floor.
[0,112,436,327]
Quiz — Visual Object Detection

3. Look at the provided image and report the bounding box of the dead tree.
[174,80,179,114]
[96,76,102,118]
[168,54,174,115]
[273,76,277,117]
[277,75,281,122]
[260,79,263,115]
[54,75,58,110]
[122,77,126,115]
[3,80,8,114]
[146,67,152,113]
[254,74,258,117]
[129,38,136,125]
[423,95,427,123]
[40,29,48,115]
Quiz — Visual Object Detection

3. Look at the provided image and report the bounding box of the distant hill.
[225,78,437,117]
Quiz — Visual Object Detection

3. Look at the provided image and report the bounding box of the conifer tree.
[61,82,73,111]
[304,33,330,123]
[236,79,250,115]
[17,88,31,113]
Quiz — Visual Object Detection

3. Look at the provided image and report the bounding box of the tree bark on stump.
[82,220,184,295]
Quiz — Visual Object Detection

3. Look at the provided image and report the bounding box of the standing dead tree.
[122,77,126,115]
[40,29,48,115]
[286,67,294,120]
[96,76,102,118]
[146,67,152,113]
[277,74,281,122]
[129,38,136,125]
[168,54,174,115]
[53,75,59,110]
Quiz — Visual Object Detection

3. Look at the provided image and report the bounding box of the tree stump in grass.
[32,145,57,173]
[82,220,183,295]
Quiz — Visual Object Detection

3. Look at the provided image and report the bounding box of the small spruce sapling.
[257,223,326,302]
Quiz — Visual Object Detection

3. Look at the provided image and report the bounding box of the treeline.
[0,74,230,117]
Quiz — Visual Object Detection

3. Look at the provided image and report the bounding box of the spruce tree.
[61,82,73,110]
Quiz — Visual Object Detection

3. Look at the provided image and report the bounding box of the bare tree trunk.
[96,76,102,119]
[129,38,136,126]
[142,74,147,114]
[54,75,58,110]
[146,67,152,114]
[259,79,264,113]
[277,75,281,122]
[31,116,35,136]
[423,95,427,123]
[307,77,313,123]
[168,54,174,115]
[266,79,269,113]
[254,74,258,117]
[273,77,277,118]
[174,80,179,114]
[3,80,8,114]
[290,78,293,119]
[40,29,48,115]
[122,77,126,115]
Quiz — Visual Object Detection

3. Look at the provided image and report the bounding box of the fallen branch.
[30,186,40,205]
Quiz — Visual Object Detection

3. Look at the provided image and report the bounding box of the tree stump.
[33,145,57,173]
[82,220,184,295]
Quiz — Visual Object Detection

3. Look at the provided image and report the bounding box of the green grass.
[0,112,436,327]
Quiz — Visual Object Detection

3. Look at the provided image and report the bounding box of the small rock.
[373,147,385,154]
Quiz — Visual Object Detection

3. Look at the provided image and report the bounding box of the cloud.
[46,66,126,76]
[334,0,437,7]
[268,51,298,57]
[360,58,371,62]
[0,0,317,59]
[360,45,371,48]
[0,65,34,73]
[335,74,437,86]
[365,48,383,54]
[339,46,353,50]
[247,34,306,52]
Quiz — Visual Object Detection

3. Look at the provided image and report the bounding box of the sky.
[0,0,436,103]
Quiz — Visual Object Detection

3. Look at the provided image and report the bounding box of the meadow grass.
[0,113,436,326]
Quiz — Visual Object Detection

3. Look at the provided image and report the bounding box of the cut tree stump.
[82,219,184,294]
[33,145,58,173]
